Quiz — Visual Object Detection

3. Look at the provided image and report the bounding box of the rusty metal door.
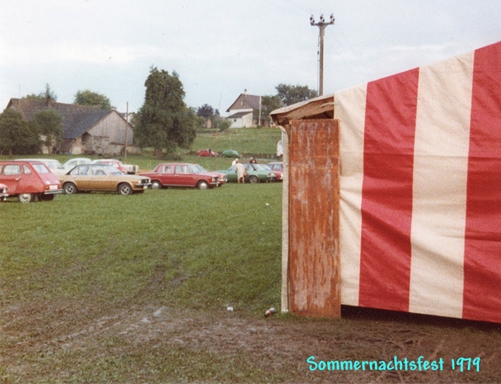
[288,119,340,317]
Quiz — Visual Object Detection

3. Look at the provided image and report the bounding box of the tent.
[271,41,501,324]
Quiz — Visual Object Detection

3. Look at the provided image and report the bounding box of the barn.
[6,98,139,156]
[270,41,501,324]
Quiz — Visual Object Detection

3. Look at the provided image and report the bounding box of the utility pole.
[310,14,335,96]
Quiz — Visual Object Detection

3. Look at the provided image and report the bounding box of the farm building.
[6,98,139,156]
[271,41,501,324]
[226,90,263,128]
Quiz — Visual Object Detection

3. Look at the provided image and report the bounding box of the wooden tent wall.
[287,119,341,317]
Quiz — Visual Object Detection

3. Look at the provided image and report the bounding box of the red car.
[0,183,8,202]
[0,160,62,202]
[197,149,218,157]
[140,163,220,190]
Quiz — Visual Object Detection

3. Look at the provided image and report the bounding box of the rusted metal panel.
[288,119,340,317]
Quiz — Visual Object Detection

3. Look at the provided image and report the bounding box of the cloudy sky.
[1,0,501,115]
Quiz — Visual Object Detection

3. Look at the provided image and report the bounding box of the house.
[6,98,139,156]
[226,90,263,128]
[270,41,501,324]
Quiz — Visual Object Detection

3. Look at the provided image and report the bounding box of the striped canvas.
[336,41,501,323]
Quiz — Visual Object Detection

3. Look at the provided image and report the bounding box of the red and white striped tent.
[271,41,501,324]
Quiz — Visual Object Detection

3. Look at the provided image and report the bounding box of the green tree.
[275,83,318,106]
[30,109,64,154]
[74,90,113,110]
[135,67,197,159]
[23,83,58,101]
[261,95,284,124]
[0,109,40,156]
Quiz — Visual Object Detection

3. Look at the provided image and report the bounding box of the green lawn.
[0,184,282,311]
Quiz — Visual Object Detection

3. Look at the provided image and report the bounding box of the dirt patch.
[1,300,500,383]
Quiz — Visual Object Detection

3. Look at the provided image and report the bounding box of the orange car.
[60,164,150,195]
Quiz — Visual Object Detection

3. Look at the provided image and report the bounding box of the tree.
[275,83,318,106]
[196,104,215,118]
[74,90,113,110]
[0,109,40,156]
[261,95,284,124]
[30,109,64,154]
[24,83,58,101]
[135,67,197,159]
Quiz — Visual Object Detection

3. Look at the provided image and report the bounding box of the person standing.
[235,160,246,184]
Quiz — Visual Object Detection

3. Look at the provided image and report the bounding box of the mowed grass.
[0,184,282,311]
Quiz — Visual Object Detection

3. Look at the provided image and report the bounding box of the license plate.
[49,185,58,190]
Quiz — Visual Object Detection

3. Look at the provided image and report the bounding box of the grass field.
[2,129,501,383]
[0,185,283,311]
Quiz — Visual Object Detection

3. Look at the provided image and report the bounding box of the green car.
[221,149,241,158]
[215,163,275,183]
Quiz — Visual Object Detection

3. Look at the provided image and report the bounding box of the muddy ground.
[1,300,500,383]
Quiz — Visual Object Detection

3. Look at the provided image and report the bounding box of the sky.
[1,0,501,115]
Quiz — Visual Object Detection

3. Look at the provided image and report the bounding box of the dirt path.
[1,301,500,383]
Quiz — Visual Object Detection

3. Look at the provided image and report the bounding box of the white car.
[63,157,92,171]
[16,158,66,176]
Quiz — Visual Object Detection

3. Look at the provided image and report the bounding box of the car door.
[174,165,194,187]
[158,165,176,186]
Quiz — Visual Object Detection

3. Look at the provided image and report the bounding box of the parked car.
[16,158,66,176]
[139,163,220,190]
[60,164,151,195]
[268,161,283,172]
[257,163,283,181]
[92,159,139,174]
[0,183,8,202]
[0,160,62,202]
[197,149,218,157]
[63,157,92,171]
[192,164,228,186]
[222,149,241,158]
[215,163,275,183]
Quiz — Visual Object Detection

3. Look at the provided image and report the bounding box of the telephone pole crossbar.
[310,14,335,96]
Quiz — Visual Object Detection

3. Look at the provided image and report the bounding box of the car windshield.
[99,165,123,175]
[46,161,64,170]
[188,164,204,173]
[193,165,208,173]
[250,163,268,171]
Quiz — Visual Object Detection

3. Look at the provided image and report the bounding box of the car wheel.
[64,182,78,195]
[151,180,162,189]
[249,175,260,183]
[197,180,209,190]
[18,193,34,203]
[118,183,133,195]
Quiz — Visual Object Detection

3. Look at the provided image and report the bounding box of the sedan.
[60,164,151,195]
[215,163,275,183]
[197,149,218,157]
[63,157,92,171]
[255,163,283,182]
[139,163,220,190]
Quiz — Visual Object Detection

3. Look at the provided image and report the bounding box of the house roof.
[226,92,261,113]
[6,98,121,139]
[227,111,252,119]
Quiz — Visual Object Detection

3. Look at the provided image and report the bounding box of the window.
[3,165,22,175]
